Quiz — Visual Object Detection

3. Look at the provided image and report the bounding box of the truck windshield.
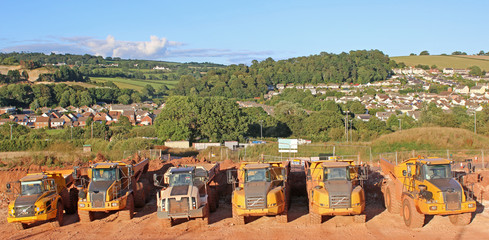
[21,181,43,195]
[424,164,451,180]
[245,169,270,182]
[92,168,117,182]
[324,167,350,181]
[169,173,192,186]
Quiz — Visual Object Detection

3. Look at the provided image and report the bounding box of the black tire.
[66,188,78,214]
[120,194,134,220]
[78,210,94,222]
[402,197,424,228]
[209,188,217,212]
[232,207,245,225]
[134,182,146,208]
[385,187,401,214]
[14,222,27,230]
[51,201,64,228]
[309,212,322,224]
[449,213,472,226]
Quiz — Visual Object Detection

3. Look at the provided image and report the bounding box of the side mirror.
[402,170,407,176]
[73,166,79,179]
[226,169,237,184]
[153,174,162,187]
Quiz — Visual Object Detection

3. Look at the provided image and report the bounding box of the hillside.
[391,55,489,71]
[371,127,489,153]
[0,65,53,81]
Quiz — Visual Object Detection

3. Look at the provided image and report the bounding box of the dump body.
[7,170,77,227]
[77,159,149,214]
[380,157,476,227]
[231,161,290,219]
[305,160,365,217]
[156,163,219,223]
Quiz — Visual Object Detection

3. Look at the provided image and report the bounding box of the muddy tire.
[354,214,366,223]
[402,197,424,228]
[209,188,217,212]
[66,188,78,214]
[134,182,146,208]
[385,187,401,214]
[162,218,173,227]
[120,194,135,220]
[78,210,94,222]
[449,213,472,226]
[14,222,27,230]
[309,212,322,224]
[51,201,64,228]
[232,207,245,225]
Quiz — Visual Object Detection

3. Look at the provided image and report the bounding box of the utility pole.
[474,112,477,134]
[71,125,73,140]
[349,120,353,142]
[9,124,13,140]
[259,120,263,139]
[398,118,402,131]
[345,111,349,143]
[91,122,94,138]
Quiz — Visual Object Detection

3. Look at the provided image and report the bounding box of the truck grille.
[444,192,461,211]
[91,192,105,208]
[246,196,266,209]
[169,197,189,214]
[14,206,35,217]
[330,195,351,209]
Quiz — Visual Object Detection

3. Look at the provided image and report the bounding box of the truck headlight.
[111,202,119,207]
[468,203,475,208]
[429,206,437,211]
[79,203,86,208]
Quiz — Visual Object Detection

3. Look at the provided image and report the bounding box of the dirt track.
[2,159,489,240]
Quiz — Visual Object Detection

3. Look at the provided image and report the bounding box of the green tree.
[420,50,430,55]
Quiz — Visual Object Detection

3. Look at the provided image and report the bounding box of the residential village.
[0,103,161,129]
[262,67,489,122]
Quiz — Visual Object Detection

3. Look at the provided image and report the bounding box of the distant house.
[34,117,50,129]
[140,115,154,126]
[454,85,470,94]
[376,112,395,121]
[50,118,65,129]
[276,84,285,90]
[470,85,486,94]
[0,106,16,115]
[355,114,371,122]
[443,68,454,74]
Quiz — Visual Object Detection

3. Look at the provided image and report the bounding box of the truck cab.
[230,162,290,224]
[306,160,365,223]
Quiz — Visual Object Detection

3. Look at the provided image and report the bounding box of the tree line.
[172,50,398,99]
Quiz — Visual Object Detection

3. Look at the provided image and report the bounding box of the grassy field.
[391,55,489,71]
[91,77,177,91]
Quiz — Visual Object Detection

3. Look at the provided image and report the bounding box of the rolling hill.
[391,55,489,71]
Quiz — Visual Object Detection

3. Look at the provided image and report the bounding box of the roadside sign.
[278,139,298,153]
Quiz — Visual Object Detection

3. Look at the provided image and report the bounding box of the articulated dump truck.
[75,158,149,221]
[7,170,80,230]
[380,157,476,228]
[153,163,220,227]
[228,161,291,224]
[305,159,367,224]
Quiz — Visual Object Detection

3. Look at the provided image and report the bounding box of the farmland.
[91,77,177,91]
[391,55,489,71]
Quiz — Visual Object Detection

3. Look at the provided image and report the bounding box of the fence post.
[395,151,398,165]
[369,147,372,165]
[483,149,485,170]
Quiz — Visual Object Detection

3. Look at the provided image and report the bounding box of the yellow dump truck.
[380,157,476,228]
[305,159,367,224]
[7,170,79,230]
[229,161,290,224]
[76,159,149,221]
[153,163,220,227]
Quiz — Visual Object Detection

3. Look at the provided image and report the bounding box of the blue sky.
[1,0,487,65]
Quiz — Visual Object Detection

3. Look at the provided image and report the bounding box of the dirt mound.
[220,159,239,170]
[463,169,489,200]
